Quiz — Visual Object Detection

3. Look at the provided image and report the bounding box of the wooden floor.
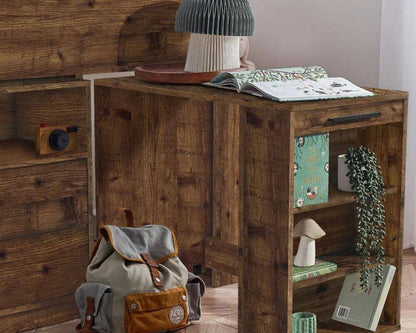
[26,250,416,333]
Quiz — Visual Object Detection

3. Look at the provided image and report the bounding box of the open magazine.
[204,66,374,102]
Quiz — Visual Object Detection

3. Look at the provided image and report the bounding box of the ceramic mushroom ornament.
[294,218,326,267]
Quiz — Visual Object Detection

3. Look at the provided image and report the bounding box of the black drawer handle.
[326,112,381,125]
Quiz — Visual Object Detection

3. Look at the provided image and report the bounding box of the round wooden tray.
[135,63,222,84]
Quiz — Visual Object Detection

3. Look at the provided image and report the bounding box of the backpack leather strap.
[76,297,99,333]
[141,253,163,288]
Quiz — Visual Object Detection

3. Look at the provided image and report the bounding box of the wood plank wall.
[0,0,189,80]
[95,87,212,270]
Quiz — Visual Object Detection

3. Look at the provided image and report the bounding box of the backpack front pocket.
[124,287,188,333]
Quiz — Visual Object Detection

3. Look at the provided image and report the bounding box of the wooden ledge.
[206,238,394,290]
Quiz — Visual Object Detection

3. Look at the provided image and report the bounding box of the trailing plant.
[345,146,386,292]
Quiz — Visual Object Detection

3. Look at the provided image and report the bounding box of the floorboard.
[25,250,416,332]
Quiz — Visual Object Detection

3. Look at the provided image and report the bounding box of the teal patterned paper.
[206,66,328,92]
[231,66,328,87]
[293,259,337,282]
[294,133,329,208]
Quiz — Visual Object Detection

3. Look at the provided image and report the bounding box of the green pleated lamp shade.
[175,0,255,36]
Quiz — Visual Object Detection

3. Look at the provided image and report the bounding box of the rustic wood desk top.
[96,77,408,112]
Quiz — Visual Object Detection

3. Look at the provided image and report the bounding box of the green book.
[204,66,374,102]
[332,265,396,331]
[293,259,338,283]
[294,133,329,208]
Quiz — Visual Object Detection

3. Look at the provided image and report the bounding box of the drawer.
[0,226,89,310]
[293,100,404,135]
[0,196,88,239]
[0,159,87,207]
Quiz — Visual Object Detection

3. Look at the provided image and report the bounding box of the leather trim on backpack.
[141,253,164,288]
[76,297,99,333]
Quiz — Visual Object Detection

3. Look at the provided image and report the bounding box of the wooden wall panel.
[0,0,189,80]
[95,87,212,270]
[0,196,88,240]
[0,94,16,140]
[15,88,90,152]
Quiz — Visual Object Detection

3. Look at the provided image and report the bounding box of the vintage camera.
[35,124,78,155]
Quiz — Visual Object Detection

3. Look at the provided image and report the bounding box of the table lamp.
[175,0,255,73]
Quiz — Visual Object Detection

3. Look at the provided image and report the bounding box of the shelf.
[294,255,394,290]
[294,184,398,215]
[0,77,89,94]
[0,139,88,171]
[318,321,400,333]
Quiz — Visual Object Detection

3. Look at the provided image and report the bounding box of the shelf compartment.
[206,237,394,290]
[0,139,88,171]
[318,321,400,333]
[294,184,398,215]
[294,255,394,290]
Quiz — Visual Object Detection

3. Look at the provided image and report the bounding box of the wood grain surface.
[96,79,408,114]
[0,226,89,310]
[212,102,242,287]
[240,108,294,332]
[16,87,89,152]
[0,0,189,80]
[135,63,219,84]
[95,86,212,270]
[0,159,87,207]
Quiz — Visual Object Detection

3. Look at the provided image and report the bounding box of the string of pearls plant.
[346,146,386,292]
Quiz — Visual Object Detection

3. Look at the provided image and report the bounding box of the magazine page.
[241,77,375,102]
[205,66,328,92]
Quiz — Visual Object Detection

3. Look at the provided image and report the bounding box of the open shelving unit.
[0,139,88,171]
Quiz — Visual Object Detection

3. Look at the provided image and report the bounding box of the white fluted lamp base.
[185,34,240,73]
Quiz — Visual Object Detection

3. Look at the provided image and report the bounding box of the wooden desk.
[95,77,407,333]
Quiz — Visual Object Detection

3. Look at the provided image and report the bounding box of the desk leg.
[239,109,293,333]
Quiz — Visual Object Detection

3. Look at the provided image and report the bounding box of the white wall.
[249,0,382,86]
[379,0,416,249]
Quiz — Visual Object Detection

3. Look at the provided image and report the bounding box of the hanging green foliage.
[345,146,386,292]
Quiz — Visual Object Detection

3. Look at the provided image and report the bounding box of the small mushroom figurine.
[294,218,326,267]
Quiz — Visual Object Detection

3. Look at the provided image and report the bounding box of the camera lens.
[49,129,70,151]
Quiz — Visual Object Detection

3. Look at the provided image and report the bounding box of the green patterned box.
[294,133,329,208]
[293,259,337,282]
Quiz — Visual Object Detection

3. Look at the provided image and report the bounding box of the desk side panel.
[240,108,294,332]
[95,86,212,270]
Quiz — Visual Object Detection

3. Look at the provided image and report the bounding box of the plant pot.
[338,154,353,192]
[292,312,317,333]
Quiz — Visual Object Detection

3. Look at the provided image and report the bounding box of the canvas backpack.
[75,215,205,333]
